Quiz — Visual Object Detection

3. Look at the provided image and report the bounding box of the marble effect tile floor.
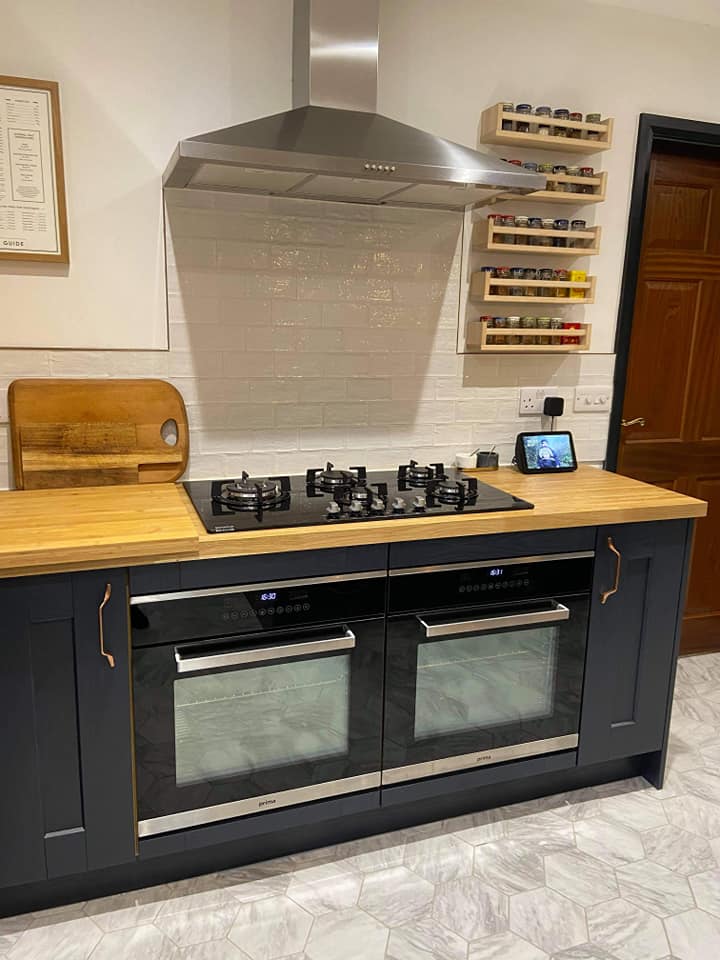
[6,653,720,959]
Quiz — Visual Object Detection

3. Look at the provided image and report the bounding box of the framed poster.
[0,76,69,263]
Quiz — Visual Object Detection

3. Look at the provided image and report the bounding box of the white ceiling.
[581,0,720,28]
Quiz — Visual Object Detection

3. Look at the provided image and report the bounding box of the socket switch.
[574,386,612,412]
[519,387,559,416]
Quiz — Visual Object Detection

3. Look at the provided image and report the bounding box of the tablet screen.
[522,433,576,470]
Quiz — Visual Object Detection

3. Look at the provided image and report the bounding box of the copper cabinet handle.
[600,537,622,604]
[621,417,646,427]
[99,583,115,668]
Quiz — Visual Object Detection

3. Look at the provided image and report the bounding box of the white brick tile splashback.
[0,191,613,487]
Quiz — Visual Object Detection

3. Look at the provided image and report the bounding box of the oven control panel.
[389,554,593,615]
[131,575,386,648]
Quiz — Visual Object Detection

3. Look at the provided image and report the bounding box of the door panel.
[618,148,720,653]
[644,184,710,250]
[620,280,698,444]
[579,521,689,764]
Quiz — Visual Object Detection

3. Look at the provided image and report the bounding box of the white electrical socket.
[574,386,612,412]
[519,387,559,416]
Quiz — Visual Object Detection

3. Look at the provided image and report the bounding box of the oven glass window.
[174,654,351,786]
[414,628,557,739]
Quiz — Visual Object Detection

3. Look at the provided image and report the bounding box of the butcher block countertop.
[0,467,707,578]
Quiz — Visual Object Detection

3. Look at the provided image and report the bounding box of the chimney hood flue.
[163,0,545,210]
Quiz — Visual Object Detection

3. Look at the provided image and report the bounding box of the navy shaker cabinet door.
[579,520,693,766]
[73,570,137,870]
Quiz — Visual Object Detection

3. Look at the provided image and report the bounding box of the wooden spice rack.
[480,104,613,152]
[498,171,608,204]
[467,318,592,353]
[470,271,596,304]
[474,220,601,256]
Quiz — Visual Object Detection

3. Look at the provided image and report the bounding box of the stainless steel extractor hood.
[163,0,545,210]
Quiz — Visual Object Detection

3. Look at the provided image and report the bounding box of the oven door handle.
[417,602,570,638]
[174,628,356,674]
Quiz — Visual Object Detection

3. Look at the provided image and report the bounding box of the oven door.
[382,595,588,784]
[133,618,384,836]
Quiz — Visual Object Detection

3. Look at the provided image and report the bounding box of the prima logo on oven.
[258,798,277,808]
[475,754,493,763]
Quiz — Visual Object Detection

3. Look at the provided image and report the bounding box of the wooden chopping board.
[8,379,189,489]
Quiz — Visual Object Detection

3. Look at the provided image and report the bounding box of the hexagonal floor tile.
[509,887,587,955]
[595,792,668,832]
[88,925,178,960]
[641,824,717,876]
[666,908,720,958]
[689,868,720,918]
[550,946,619,960]
[404,834,474,885]
[615,861,693,918]
[433,875,508,941]
[286,862,362,916]
[357,865,433,927]
[504,812,574,854]
[83,886,169,933]
[468,929,547,959]
[586,898,669,960]
[574,818,645,867]
[386,916,467,960]
[155,902,240,947]
[228,896,312,960]
[662,794,720,838]
[7,916,103,960]
[545,849,618,907]
[174,943,251,960]
[305,907,388,960]
[473,839,545,895]
[449,808,506,847]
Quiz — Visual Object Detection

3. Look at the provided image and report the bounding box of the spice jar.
[565,165,581,192]
[541,218,554,231]
[510,266,525,279]
[535,105,552,136]
[514,215,529,230]
[506,316,521,344]
[568,111,583,138]
[562,321,581,345]
[522,162,538,172]
[554,268,569,297]
[536,317,551,345]
[552,108,570,137]
[571,219,587,248]
[521,316,538,344]
[515,104,532,134]
[553,218,570,247]
[585,113,602,141]
[501,102,515,131]
[496,265,511,279]
[491,316,507,345]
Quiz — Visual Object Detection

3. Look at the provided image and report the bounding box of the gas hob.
[184,460,534,534]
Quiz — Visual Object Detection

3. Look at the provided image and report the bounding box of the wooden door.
[618,148,720,654]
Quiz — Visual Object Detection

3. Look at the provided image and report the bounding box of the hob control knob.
[370,497,386,513]
[392,497,406,513]
[349,500,365,514]
[326,501,341,516]
[412,495,427,510]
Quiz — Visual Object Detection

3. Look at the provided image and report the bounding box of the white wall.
[379,0,720,354]
[0,0,718,486]
[0,0,292,349]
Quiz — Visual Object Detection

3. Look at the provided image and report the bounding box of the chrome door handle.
[600,537,622,604]
[174,628,356,674]
[98,583,115,669]
[621,417,646,427]
[417,602,570,638]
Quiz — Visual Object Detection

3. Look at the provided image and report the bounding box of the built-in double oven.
[131,572,385,837]
[131,550,593,837]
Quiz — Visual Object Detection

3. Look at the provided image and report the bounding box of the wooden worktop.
[0,467,707,578]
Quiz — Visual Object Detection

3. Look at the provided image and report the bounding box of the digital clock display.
[489,568,504,577]
[260,592,277,601]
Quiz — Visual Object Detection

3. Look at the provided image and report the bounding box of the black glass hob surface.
[184,461,534,534]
